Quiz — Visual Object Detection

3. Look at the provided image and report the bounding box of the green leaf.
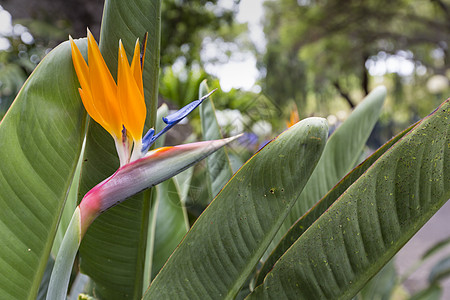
[173,135,202,209]
[199,80,233,198]
[248,99,450,299]
[99,0,161,127]
[159,67,206,108]
[409,284,442,300]
[256,121,415,284]
[274,86,386,246]
[151,179,189,279]
[173,166,195,204]
[356,260,397,300]
[144,117,328,299]
[428,256,450,284]
[154,104,169,148]
[0,40,85,299]
[422,237,450,260]
[77,0,161,299]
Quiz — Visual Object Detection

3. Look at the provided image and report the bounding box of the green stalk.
[143,189,159,291]
[46,207,82,300]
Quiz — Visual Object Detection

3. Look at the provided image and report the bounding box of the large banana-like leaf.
[144,117,328,299]
[77,0,161,299]
[199,80,234,198]
[151,179,188,279]
[0,41,85,299]
[356,260,397,300]
[256,122,416,284]
[274,86,386,245]
[248,99,450,299]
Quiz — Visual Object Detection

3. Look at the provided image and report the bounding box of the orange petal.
[69,36,90,92]
[117,40,147,141]
[287,109,300,128]
[87,29,122,137]
[78,88,114,135]
[71,35,114,137]
[130,39,144,97]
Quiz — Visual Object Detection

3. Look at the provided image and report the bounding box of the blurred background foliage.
[0,0,245,120]
[1,0,450,298]
[262,0,450,134]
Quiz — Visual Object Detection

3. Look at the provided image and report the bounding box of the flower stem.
[46,207,82,300]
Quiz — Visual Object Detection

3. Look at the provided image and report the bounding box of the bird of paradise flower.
[47,31,239,299]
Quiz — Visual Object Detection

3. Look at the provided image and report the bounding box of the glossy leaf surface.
[0,40,85,299]
[256,121,415,284]
[144,117,328,299]
[275,86,386,244]
[249,99,450,299]
[151,179,188,279]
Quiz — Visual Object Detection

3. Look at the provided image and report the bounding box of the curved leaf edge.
[255,121,417,286]
[143,117,328,299]
[248,98,450,299]
[277,86,386,245]
[0,39,86,299]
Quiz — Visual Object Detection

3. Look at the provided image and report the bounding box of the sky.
[202,0,265,92]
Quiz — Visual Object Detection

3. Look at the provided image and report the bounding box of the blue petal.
[163,99,201,125]
[141,125,172,153]
[163,89,216,124]
[141,89,217,153]
[141,128,155,152]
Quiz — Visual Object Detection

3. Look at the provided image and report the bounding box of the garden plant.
[0,0,449,299]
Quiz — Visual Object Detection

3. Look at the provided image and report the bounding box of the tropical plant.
[0,0,448,300]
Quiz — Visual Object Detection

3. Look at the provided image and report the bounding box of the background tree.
[1,0,236,67]
[261,0,450,120]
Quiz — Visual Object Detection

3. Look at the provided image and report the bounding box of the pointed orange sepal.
[86,29,122,138]
[130,39,144,97]
[69,36,89,91]
[78,88,110,132]
[286,108,300,128]
[117,40,147,142]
